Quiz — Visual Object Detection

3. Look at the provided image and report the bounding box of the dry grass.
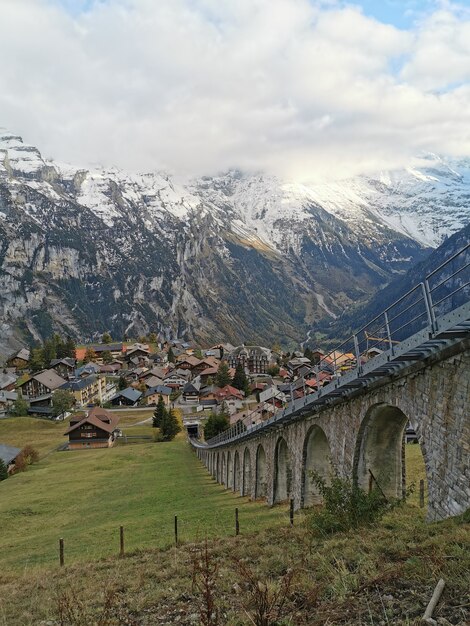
[0,416,69,457]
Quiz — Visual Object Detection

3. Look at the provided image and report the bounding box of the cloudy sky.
[1,0,470,180]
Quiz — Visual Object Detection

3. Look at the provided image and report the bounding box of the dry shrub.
[57,586,137,626]
[191,538,220,626]
[13,445,40,473]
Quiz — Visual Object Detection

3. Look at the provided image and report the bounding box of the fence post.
[290,499,294,526]
[419,479,425,508]
[384,312,393,352]
[59,538,64,567]
[235,507,240,536]
[119,526,124,557]
[174,515,178,546]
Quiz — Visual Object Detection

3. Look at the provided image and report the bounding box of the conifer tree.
[215,361,232,387]
[64,336,77,359]
[83,347,97,364]
[204,410,230,440]
[167,347,176,364]
[160,407,181,441]
[102,332,112,344]
[29,347,45,373]
[231,363,249,396]
[153,395,167,428]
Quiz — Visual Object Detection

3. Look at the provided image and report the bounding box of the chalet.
[0,391,18,418]
[50,358,76,378]
[143,385,172,406]
[6,348,30,371]
[64,407,120,450]
[163,369,191,389]
[60,374,106,407]
[214,385,244,402]
[110,387,141,407]
[151,352,168,364]
[75,343,124,362]
[286,357,311,376]
[0,443,21,473]
[75,363,101,378]
[143,375,164,389]
[259,386,286,407]
[199,366,218,385]
[182,378,202,403]
[18,369,67,399]
[99,363,122,374]
[227,345,271,375]
[176,355,202,371]
[125,344,150,364]
[0,371,17,391]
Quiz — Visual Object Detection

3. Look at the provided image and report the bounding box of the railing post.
[353,334,361,371]
[384,312,393,353]
[422,281,437,332]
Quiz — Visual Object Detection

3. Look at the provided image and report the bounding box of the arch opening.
[242,448,252,497]
[227,451,233,488]
[301,425,332,507]
[233,451,241,493]
[255,444,267,500]
[221,453,227,486]
[274,437,291,503]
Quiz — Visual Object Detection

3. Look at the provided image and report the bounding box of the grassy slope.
[0,416,68,458]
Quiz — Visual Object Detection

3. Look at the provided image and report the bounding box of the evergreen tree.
[159,407,181,441]
[64,336,77,359]
[102,332,112,344]
[118,375,127,390]
[231,363,249,396]
[101,350,112,364]
[29,347,45,373]
[42,339,57,365]
[167,347,176,364]
[153,395,167,428]
[204,411,230,440]
[83,347,97,364]
[304,347,314,362]
[148,332,157,344]
[215,361,232,388]
[0,458,8,481]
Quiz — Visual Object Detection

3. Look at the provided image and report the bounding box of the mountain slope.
[1,128,469,353]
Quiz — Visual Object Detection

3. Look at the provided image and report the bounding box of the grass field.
[0,424,287,572]
[0,416,69,457]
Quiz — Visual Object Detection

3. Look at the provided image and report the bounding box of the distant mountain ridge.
[0,128,469,354]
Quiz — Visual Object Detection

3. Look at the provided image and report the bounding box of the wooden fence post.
[174,515,178,546]
[290,499,294,526]
[419,479,425,508]
[119,526,124,557]
[235,508,240,536]
[59,538,64,567]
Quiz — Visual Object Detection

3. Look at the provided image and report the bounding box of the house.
[0,443,22,473]
[0,371,18,391]
[110,387,142,407]
[50,358,76,378]
[60,374,106,408]
[176,355,202,371]
[143,375,164,389]
[6,348,30,371]
[125,344,150,364]
[64,407,120,450]
[99,363,122,374]
[199,366,218,385]
[0,390,18,417]
[227,345,271,375]
[163,369,191,389]
[182,378,202,403]
[18,369,67,399]
[214,385,245,402]
[259,386,286,407]
[75,362,101,378]
[143,385,172,406]
[75,343,124,363]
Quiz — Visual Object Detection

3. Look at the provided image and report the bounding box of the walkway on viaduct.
[191,244,470,521]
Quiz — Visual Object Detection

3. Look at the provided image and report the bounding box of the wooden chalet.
[64,407,120,450]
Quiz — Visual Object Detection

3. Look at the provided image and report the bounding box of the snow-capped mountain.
[0,128,468,353]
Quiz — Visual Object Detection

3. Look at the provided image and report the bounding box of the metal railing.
[202,242,470,448]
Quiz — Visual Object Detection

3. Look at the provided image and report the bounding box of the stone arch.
[216,453,220,482]
[255,444,267,499]
[233,451,241,493]
[273,437,291,503]
[301,425,332,507]
[221,452,227,486]
[354,403,409,499]
[242,448,252,497]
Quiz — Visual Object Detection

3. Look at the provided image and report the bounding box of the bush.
[308,472,392,535]
[0,458,8,481]
[10,397,29,417]
[13,445,40,473]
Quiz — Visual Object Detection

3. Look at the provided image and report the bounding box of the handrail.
[201,242,469,448]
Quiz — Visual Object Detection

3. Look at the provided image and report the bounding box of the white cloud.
[0,0,469,181]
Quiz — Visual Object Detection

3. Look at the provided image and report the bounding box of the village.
[0,332,387,474]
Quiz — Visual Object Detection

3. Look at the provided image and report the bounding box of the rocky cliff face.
[1,128,468,353]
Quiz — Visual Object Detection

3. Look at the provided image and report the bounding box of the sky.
[1,0,470,181]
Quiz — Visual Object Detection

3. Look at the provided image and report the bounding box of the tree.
[102,332,112,344]
[168,347,176,364]
[204,412,230,441]
[231,363,249,396]
[215,361,232,388]
[118,375,127,390]
[148,332,157,344]
[101,350,112,364]
[43,338,57,365]
[52,389,75,417]
[0,458,8,481]
[159,407,181,441]
[10,396,29,417]
[64,336,77,359]
[29,347,45,373]
[83,347,97,364]
[267,364,280,377]
[153,395,167,428]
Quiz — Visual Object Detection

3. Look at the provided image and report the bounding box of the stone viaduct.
[192,340,470,521]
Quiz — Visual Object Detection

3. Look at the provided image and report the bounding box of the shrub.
[0,458,8,481]
[10,397,29,417]
[308,472,392,535]
[21,445,40,465]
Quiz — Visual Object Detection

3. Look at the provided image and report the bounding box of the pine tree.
[102,332,112,344]
[159,407,181,441]
[101,350,112,364]
[153,395,167,428]
[29,347,45,373]
[118,375,127,390]
[83,347,97,364]
[168,347,176,364]
[43,339,57,365]
[64,336,77,359]
[0,458,8,481]
[215,361,232,387]
[231,363,249,396]
[204,411,230,441]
